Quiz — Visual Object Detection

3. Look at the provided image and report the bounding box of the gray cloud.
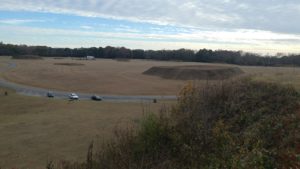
[1,0,300,34]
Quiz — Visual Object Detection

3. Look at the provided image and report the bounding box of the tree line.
[1,42,300,66]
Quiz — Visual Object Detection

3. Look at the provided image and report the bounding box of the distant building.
[86,56,95,60]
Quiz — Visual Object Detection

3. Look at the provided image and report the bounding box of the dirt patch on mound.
[54,63,85,66]
[143,65,244,80]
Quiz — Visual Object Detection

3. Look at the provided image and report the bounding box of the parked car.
[91,95,102,101]
[69,93,79,100]
[47,91,54,98]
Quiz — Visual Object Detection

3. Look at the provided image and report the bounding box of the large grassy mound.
[51,78,300,169]
[12,55,42,59]
[143,65,244,80]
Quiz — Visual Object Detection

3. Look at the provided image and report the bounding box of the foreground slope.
[55,78,300,169]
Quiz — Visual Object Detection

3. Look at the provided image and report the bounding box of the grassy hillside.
[52,78,300,169]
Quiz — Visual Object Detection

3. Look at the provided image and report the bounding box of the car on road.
[69,93,79,100]
[47,91,54,98]
[91,95,102,101]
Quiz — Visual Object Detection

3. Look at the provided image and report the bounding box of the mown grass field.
[1,56,300,95]
[0,87,173,169]
[0,57,239,95]
[1,56,300,168]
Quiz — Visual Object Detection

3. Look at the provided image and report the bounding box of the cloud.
[80,25,93,30]
[0,19,45,25]
[1,0,300,34]
[1,25,300,54]
[0,0,300,54]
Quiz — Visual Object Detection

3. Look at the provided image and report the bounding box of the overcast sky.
[0,0,300,54]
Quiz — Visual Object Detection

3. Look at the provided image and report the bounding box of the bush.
[53,78,300,169]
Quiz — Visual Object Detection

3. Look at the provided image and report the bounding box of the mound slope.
[143,65,244,80]
[54,63,85,66]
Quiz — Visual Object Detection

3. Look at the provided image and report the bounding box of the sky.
[0,0,300,54]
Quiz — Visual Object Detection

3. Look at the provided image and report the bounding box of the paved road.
[0,62,177,102]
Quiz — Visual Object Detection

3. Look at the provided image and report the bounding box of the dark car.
[91,95,102,101]
[47,92,54,98]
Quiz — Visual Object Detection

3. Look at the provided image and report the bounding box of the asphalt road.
[0,62,177,102]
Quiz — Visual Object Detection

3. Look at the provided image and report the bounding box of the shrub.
[53,78,300,169]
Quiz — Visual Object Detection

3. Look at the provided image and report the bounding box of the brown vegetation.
[1,58,202,95]
[1,57,300,95]
[52,78,300,169]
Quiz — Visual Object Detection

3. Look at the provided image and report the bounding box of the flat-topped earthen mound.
[143,65,244,80]
[54,63,85,66]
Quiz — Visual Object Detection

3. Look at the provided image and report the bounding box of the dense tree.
[0,42,300,67]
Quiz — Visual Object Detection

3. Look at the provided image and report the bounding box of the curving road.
[0,62,177,102]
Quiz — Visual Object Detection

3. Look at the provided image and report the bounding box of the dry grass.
[0,57,231,95]
[0,87,174,169]
[0,56,300,168]
[242,65,300,91]
[1,57,300,95]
